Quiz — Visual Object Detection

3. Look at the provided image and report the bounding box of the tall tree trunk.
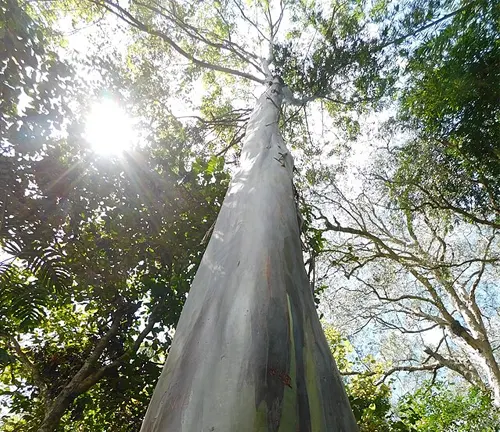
[141,78,357,431]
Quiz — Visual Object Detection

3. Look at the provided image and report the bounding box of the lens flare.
[85,98,136,155]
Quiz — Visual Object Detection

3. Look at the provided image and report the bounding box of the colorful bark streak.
[265,254,272,296]
[277,295,298,432]
[140,78,357,432]
[304,321,325,432]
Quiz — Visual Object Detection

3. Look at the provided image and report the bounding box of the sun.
[85,98,136,155]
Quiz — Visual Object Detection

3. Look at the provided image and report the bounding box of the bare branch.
[424,347,487,391]
[340,363,444,385]
[470,234,495,301]
[232,0,270,43]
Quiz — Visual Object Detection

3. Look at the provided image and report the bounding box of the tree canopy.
[1,0,499,430]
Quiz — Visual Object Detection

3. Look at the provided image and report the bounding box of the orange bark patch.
[268,367,292,389]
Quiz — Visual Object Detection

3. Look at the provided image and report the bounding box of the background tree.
[326,325,500,431]
[396,0,500,225]
[397,381,500,431]
[314,0,500,407]
[325,326,398,432]
[317,149,500,405]
[1,2,230,429]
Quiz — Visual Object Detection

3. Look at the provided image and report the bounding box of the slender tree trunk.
[37,395,75,432]
[36,311,125,431]
[141,78,357,431]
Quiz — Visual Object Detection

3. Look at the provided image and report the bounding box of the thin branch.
[424,347,487,391]
[134,0,264,73]
[273,0,286,38]
[409,182,500,229]
[215,128,246,157]
[232,0,270,43]
[341,363,443,380]
[470,235,495,301]
[376,2,477,51]
[8,337,46,393]
[76,306,161,392]
[92,0,264,83]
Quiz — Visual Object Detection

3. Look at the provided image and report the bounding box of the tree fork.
[140,78,357,431]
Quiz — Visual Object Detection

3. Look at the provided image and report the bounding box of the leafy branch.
[90,0,265,83]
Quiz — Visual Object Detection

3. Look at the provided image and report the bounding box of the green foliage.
[397,382,500,431]
[0,0,73,153]
[0,0,75,315]
[0,266,54,331]
[396,0,500,220]
[324,326,398,431]
[0,2,230,430]
[274,0,396,110]
[326,327,500,432]
[2,0,498,428]
[401,0,499,164]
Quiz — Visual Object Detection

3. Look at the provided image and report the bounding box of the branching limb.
[8,337,47,396]
[76,305,162,392]
[376,2,478,51]
[135,0,264,74]
[340,363,444,386]
[232,0,270,43]
[424,347,487,391]
[91,0,265,84]
[37,308,126,431]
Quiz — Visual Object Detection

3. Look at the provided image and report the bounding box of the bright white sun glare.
[85,98,136,155]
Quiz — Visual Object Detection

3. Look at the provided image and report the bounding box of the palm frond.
[1,239,71,295]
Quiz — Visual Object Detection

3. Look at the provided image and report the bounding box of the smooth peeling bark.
[140,78,357,432]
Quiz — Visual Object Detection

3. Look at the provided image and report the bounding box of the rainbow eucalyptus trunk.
[141,78,357,431]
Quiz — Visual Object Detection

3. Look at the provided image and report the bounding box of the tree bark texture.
[140,78,357,431]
